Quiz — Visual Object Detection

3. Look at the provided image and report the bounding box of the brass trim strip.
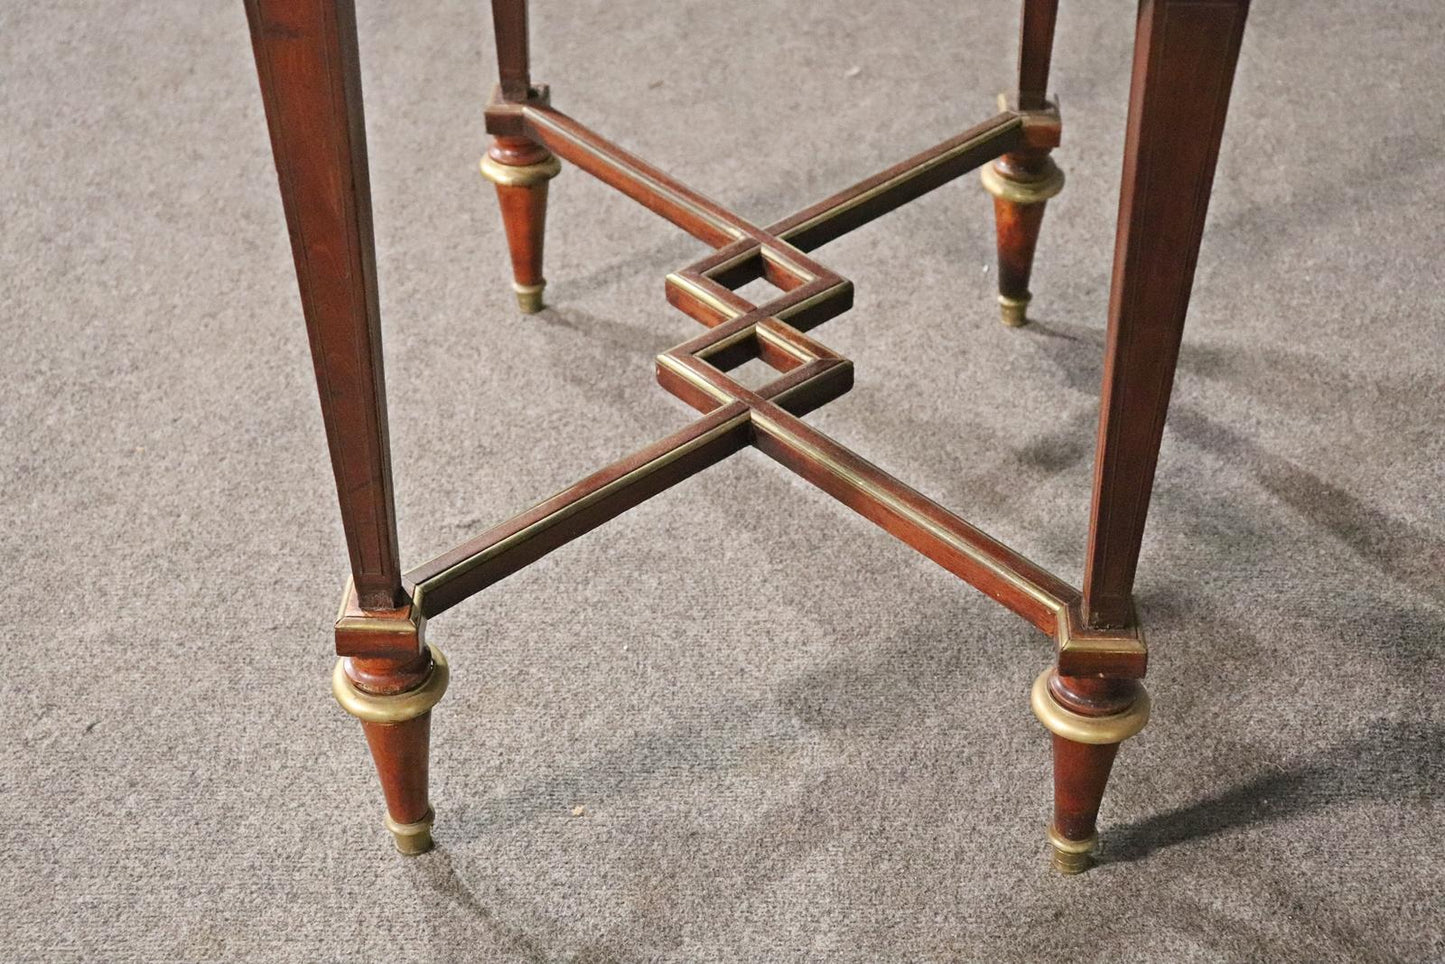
[771,280,851,325]
[1029,669,1150,745]
[524,108,750,244]
[334,577,420,639]
[758,245,818,286]
[694,324,758,362]
[656,354,736,406]
[701,245,764,280]
[412,408,752,597]
[1055,604,1148,666]
[333,644,450,725]
[778,116,1024,242]
[665,273,746,322]
[752,410,1070,622]
[755,324,816,365]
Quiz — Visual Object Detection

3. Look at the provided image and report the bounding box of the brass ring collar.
[479,152,561,188]
[980,159,1064,206]
[333,644,450,724]
[1030,668,1150,745]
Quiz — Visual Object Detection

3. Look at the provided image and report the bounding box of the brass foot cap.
[514,281,545,314]
[1048,826,1097,875]
[385,807,435,856]
[1051,826,1092,878]
[999,293,1030,328]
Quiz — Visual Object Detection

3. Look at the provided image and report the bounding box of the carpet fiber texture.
[2,1,1441,961]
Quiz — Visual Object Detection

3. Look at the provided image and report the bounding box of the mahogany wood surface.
[989,154,1053,310]
[490,0,532,101]
[1016,0,1060,111]
[243,0,403,611]
[347,646,438,834]
[1047,674,1140,842]
[985,0,1064,328]
[1052,736,1121,841]
[359,713,433,825]
[245,0,436,842]
[486,136,553,293]
[1083,0,1250,628]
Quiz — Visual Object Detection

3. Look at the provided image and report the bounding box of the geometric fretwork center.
[398,90,1144,678]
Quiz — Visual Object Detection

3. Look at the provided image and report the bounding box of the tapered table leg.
[1032,670,1150,872]
[1038,0,1249,872]
[982,0,1063,327]
[333,644,450,854]
[1083,0,1250,629]
[481,0,561,314]
[244,0,449,853]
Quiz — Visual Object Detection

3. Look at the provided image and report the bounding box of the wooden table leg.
[480,0,561,314]
[243,0,446,854]
[1036,0,1250,872]
[981,0,1063,327]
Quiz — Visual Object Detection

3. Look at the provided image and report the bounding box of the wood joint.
[998,93,1062,151]
[1055,604,1148,679]
[484,83,550,137]
[334,576,425,659]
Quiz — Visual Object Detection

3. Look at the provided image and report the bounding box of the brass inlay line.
[771,281,850,324]
[757,245,819,285]
[751,409,1068,622]
[701,245,764,279]
[777,115,1023,243]
[413,408,751,597]
[756,324,816,365]
[525,108,750,244]
[665,273,746,321]
[657,353,736,406]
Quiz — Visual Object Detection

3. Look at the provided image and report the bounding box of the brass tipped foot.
[513,281,545,314]
[999,293,1030,327]
[385,807,436,855]
[1048,826,1097,875]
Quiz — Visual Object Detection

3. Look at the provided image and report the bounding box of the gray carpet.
[2,1,1441,961]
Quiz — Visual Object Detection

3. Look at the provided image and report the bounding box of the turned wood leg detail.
[333,644,450,854]
[480,137,561,314]
[1031,669,1150,873]
[982,151,1064,326]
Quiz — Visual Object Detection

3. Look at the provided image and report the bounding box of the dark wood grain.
[989,154,1054,317]
[1083,0,1250,628]
[244,0,403,610]
[768,114,1024,252]
[406,403,753,617]
[490,0,531,101]
[346,647,436,835]
[986,0,1063,328]
[1016,0,1060,111]
[1047,674,1140,845]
